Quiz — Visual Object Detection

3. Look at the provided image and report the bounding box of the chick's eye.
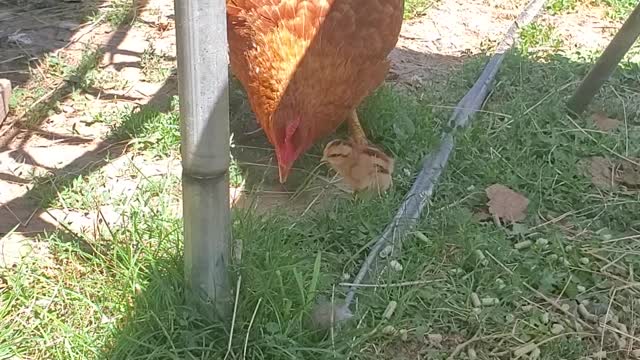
[327,153,348,158]
[375,164,390,174]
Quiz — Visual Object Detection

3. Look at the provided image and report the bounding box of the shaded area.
[0,0,178,236]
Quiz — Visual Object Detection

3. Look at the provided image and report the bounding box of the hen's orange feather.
[227,0,404,181]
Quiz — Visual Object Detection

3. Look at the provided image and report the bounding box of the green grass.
[83,0,136,27]
[547,0,637,18]
[3,6,640,360]
[140,43,172,83]
[105,99,182,156]
[596,0,638,19]
[104,0,136,27]
[9,48,102,127]
[518,23,564,55]
[403,0,437,20]
[546,0,578,14]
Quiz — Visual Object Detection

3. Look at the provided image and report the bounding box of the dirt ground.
[0,0,626,267]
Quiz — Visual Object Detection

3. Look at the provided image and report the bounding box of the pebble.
[379,245,393,258]
[481,297,499,306]
[514,240,533,250]
[383,301,397,319]
[382,325,396,335]
[541,312,550,324]
[389,260,403,272]
[551,323,565,334]
[471,292,481,308]
[592,351,607,359]
[413,231,429,243]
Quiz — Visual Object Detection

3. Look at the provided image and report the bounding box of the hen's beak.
[278,163,292,184]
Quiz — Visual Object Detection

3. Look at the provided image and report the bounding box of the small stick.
[602,234,640,244]
[242,298,262,360]
[565,114,640,166]
[446,333,511,360]
[586,250,631,275]
[338,279,442,288]
[599,290,617,352]
[224,276,242,360]
[330,285,336,351]
[600,253,628,272]
[513,332,595,360]
[0,55,25,65]
[602,324,640,343]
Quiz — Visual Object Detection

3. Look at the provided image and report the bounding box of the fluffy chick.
[322,139,394,195]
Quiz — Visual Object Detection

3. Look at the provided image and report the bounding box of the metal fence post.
[174,0,232,320]
[567,3,640,115]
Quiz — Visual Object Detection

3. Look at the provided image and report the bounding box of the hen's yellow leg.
[347,109,368,145]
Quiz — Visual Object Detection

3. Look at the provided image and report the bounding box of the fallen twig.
[446,333,511,360]
[338,279,442,288]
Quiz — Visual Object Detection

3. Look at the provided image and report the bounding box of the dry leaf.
[485,184,529,223]
[156,18,173,33]
[584,156,614,189]
[617,159,640,187]
[591,112,621,132]
[581,157,640,190]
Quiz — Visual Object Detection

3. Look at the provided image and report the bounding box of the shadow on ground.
[0,0,179,236]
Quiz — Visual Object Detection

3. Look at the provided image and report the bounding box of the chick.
[322,139,394,195]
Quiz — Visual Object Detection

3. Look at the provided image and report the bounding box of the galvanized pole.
[174,0,232,320]
[567,2,640,115]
